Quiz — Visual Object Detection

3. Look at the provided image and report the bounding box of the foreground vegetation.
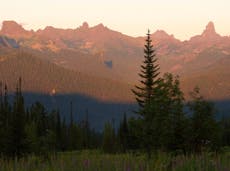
[0,150,229,171]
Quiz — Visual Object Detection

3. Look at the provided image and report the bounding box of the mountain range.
[0,20,229,127]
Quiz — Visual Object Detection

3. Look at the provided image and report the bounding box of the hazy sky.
[1,0,230,40]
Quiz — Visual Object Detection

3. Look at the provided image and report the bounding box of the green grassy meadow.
[0,150,230,171]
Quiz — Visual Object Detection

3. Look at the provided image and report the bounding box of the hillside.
[0,50,133,103]
[181,57,230,100]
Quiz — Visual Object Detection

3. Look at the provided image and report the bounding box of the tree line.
[0,78,101,158]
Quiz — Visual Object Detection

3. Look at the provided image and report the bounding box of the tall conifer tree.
[132,30,160,115]
[10,77,27,157]
[118,113,129,152]
[131,30,161,158]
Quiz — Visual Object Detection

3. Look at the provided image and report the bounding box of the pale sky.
[1,0,230,40]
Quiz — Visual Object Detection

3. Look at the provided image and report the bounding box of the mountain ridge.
[1,20,229,41]
[0,20,230,102]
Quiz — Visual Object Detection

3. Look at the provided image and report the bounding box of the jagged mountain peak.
[1,20,25,34]
[0,20,34,38]
[189,21,221,43]
[44,26,56,31]
[202,21,218,37]
[81,22,89,29]
[152,30,172,39]
[92,23,108,30]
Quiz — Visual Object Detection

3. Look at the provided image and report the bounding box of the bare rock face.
[202,21,220,38]
[189,21,222,47]
[1,21,27,37]
[0,21,33,38]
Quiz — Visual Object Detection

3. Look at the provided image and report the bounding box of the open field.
[0,150,230,171]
